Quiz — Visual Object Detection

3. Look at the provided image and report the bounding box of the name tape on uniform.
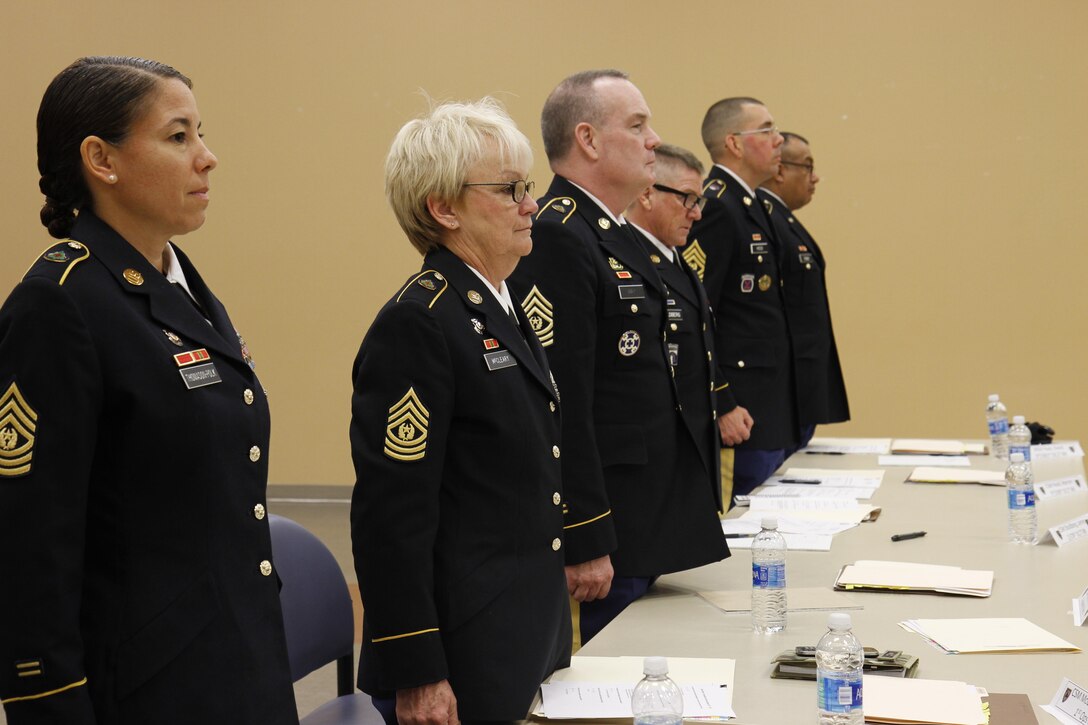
[179,362,222,389]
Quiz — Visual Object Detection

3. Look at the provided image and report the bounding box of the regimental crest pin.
[597,217,611,230]
[608,257,624,271]
[649,254,662,264]
[521,285,555,348]
[740,274,755,293]
[743,196,752,207]
[471,318,485,335]
[758,274,772,292]
[163,329,183,346]
[384,387,430,462]
[618,330,641,356]
[122,268,144,286]
[682,239,707,282]
[467,290,484,305]
[0,382,37,478]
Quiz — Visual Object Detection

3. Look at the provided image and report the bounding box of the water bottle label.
[1007,488,1036,509]
[1010,444,1032,461]
[817,673,862,713]
[988,419,1009,435]
[752,562,785,589]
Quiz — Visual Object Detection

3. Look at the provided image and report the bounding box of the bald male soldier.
[758,133,849,447]
[509,71,728,646]
[687,97,797,504]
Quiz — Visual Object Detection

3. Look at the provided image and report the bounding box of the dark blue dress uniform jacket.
[349,246,570,720]
[757,190,850,426]
[688,165,799,451]
[0,212,297,724]
[507,176,729,578]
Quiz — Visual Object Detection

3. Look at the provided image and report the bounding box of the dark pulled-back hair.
[540,69,629,163]
[36,56,191,238]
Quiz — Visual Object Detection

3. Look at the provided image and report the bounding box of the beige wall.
[3,1,1086,485]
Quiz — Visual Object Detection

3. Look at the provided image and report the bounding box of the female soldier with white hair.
[349,98,570,725]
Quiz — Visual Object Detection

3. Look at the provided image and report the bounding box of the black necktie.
[508,308,526,341]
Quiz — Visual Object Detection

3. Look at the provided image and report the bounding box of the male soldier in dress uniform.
[687,97,797,505]
[509,71,729,646]
[758,133,849,448]
[624,144,722,509]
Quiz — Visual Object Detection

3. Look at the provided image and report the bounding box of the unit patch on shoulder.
[0,381,38,478]
[384,387,430,462]
[682,239,707,282]
[521,285,555,348]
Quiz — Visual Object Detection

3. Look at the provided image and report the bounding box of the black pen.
[723,533,755,539]
[891,531,926,542]
[779,478,821,484]
[806,450,844,455]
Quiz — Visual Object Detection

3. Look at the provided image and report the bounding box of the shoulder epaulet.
[702,178,727,199]
[23,240,91,286]
[395,269,448,310]
[535,197,576,223]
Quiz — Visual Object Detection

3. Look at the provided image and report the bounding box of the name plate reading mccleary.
[1045,513,1088,548]
[1042,677,1088,724]
[1035,475,1087,501]
[179,362,221,389]
[483,350,518,371]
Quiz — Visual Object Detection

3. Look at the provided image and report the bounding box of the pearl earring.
[107,174,117,183]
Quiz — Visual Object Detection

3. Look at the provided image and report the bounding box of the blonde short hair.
[386,97,533,255]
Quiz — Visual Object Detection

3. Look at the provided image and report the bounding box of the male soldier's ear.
[573,122,600,161]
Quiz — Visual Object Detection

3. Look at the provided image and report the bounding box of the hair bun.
[40,198,76,239]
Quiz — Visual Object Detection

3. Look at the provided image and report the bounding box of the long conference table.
[568,443,1088,724]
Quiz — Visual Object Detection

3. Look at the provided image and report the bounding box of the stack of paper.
[898,618,1081,654]
[533,656,735,720]
[906,467,1007,486]
[864,675,986,724]
[891,439,988,455]
[834,560,993,597]
[804,437,891,454]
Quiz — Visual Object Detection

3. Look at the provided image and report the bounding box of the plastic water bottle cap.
[1010,452,1025,463]
[761,517,778,530]
[642,656,668,676]
[828,612,851,630]
[1012,415,1026,425]
[988,394,999,402]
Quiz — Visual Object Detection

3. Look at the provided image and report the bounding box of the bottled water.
[1007,415,1032,465]
[985,394,1009,459]
[1006,452,1037,544]
[816,612,864,725]
[751,517,787,633]
[631,656,683,725]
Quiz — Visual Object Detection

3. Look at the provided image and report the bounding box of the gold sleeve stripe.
[371,627,440,643]
[562,509,612,530]
[1,677,88,704]
[714,383,730,391]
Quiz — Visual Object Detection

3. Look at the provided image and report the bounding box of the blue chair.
[269,514,384,725]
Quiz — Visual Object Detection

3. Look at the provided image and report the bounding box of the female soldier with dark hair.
[0,56,298,724]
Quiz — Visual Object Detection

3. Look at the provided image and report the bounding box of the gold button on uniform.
[259,560,272,576]
[552,492,561,505]
[249,446,261,462]
[737,360,746,368]
[253,503,266,520]
[670,323,678,331]
[551,538,562,551]
[630,303,638,313]
[552,445,560,459]
[549,401,556,412]
[243,388,255,405]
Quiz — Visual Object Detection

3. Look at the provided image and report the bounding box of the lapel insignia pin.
[758,274,772,292]
[384,387,430,462]
[649,254,661,264]
[521,285,555,347]
[618,330,641,357]
[163,329,183,346]
[0,381,37,478]
[122,268,144,286]
[471,318,484,334]
[598,217,611,230]
[743,196,752,207]
[467,290,483,304]
[608,257,624,270]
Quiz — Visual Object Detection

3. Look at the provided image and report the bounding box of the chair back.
[269,514,355,695]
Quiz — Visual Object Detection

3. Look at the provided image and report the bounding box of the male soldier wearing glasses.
[687,97,797,505]
[510,72,729,647]
[758,132,849,449]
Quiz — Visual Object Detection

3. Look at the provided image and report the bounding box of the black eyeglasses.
[652,184,707,212]
[781,161,815,175]
[463,179,535,204]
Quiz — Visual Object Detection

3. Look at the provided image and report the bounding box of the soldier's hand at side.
[396,680,459,725]
[718,407,753,446]
[565,555,614,602]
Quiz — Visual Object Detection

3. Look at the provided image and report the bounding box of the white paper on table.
[754,485,875,500]
[1042,676,1088,725]
[741,506,876,526]
[731,515,858,536]
[1031,441,1085,460]
[906,466,1007,485]
[1074,584,1088,626]
[879,454,971,467]
[804,437,892,454]
[534,656,735,718]
[780,467,885,487]
[748,496,858,511]
[698,587,862,613]
[891,439,986,456]
[538,681,731,719]
[862,675,985,725]
[721,519,762,537]
[1035,475,1088,500]
[837,560,993,597]
[726,533,832,551]
[898,617,1080,654]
